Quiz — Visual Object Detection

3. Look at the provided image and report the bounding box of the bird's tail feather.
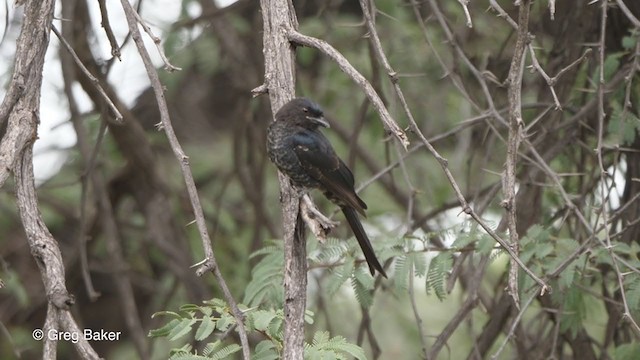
[342,207,387,278]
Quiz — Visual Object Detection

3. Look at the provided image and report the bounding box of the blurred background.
[1,0,640,359]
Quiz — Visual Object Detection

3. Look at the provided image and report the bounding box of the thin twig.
[51,25,123,122]
[457,0,473,27]
[490,289,537,359]
[97,0,121,60]
[528,44,561,109]
[615,0,640,28]
[129,6,181,71]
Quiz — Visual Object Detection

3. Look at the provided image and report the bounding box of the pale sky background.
[0,0,236,182]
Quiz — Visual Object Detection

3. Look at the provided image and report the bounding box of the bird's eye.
[302,107,309,113]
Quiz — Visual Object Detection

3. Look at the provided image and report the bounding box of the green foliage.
[243,241,285,307]
[168,341,241,360]
[426,252,452,301]
[351,267,375,308]
[613,342,640,360]
[304,331,367,360]
[607,101,640,146]
[150,298,365,360]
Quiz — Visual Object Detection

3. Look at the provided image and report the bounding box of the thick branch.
[258,1,307,359]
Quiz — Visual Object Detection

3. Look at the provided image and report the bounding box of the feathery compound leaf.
[195,315,215,341]
[243,249,284,306]
[426,252,452,301]
[312,331,330,346]
[351,271,373,308]
[251,341,279,360]
[169,351,209,360]
[311,238,349,264]
[215,312,235,332]
[306,331,367,360]
[210,344,241,359]
[149,318,181,338]
[451,231,475,249]
[252,310,278,331]
[325,260,354,296]
[394,254,410,291]
[202,341,223,356]
[168,318,197,341]
[413,252,427,277]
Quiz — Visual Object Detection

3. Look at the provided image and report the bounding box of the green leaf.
[253,310,277,331]
[351,272,373,308]
[560,286,586,337]
[305,332,367,360]
[476,234,496,255]
[179,304,201,313]
[312,331,330,346]
[393,254,410,291]
[613,342,640,360]
[202,341,223,356]
[210,343,242,359]
[168,318,197,341]
[325,260,354,296]
[216,312,235,332]
[622,35,637,50]
[624,275,640,313]
[304,309,315,325]
[195,315,216,341]
[413,251,428,277]
[251,340,279,360]
[608,101,640,145]
[148,318,181,338]
[426,252,452,300]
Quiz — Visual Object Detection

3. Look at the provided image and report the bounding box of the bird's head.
[275,97,330,129]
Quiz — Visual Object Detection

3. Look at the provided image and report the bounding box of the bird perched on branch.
[267,97,387,277]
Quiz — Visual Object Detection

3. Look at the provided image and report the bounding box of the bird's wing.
[292,130,367,215]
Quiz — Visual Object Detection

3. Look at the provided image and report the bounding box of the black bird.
[267,97,387,277]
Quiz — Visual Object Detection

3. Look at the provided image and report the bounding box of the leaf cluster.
[149,298,366,360]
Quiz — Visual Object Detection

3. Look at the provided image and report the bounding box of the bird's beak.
[306,115,330,128]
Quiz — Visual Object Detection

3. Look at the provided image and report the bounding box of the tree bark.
[257,1,306,359]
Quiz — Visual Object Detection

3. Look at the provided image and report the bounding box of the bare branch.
[286,30,409,149]
[457,0,473,27]
[616,0,640,28]
[97,0,121,60]
[52,25,123,122]
[129,7,181,71]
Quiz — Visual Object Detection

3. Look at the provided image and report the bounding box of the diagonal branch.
[286,30,409,150]
[118,0,251,358]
